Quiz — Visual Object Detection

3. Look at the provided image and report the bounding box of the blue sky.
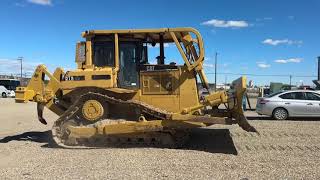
[0,0,319,86]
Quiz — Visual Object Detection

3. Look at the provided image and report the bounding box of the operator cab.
[90,35,149,89]
[76,28,206,91]
[87,33,178,90]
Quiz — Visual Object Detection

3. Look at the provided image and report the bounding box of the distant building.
[0,75,15,79]
[0,75,30,88]
[198,83,231,95]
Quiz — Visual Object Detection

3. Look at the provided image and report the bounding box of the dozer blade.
[229,77,257,132]
[37,102,47,125]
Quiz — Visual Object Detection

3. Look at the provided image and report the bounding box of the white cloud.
[203,57,214,67]
[203,63,214,68]
[15,2,26,7]
[257,62,271,68]
[0,58,41,76]
[147,43,170,48]
[0,58,75,77]
[262,38,303,46]
[148,60,157,64]
[222,63,229,67]
[241,66,248,70]
[256,17,273,21]
[201,19,249,28]
[274,58,302,64]
[256,17,273,22]
[27,0,52,6]
[263,17,272,20]
[203,62,229,68]
[288,16,295,20]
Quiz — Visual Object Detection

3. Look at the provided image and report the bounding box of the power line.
[206,72,317,78]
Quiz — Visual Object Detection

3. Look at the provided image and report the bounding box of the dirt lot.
[1,98,320,179]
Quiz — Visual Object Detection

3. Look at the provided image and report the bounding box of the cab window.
[92,36,115,67]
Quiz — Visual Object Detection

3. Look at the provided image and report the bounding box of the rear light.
[259,99,270,104]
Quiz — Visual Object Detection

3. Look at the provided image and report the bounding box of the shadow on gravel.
[0,129,238,154]
[181,129,237,155]
[0,131,51,143]
[247,116,272,120]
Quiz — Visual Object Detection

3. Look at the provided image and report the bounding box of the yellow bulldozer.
[15,27,256,148]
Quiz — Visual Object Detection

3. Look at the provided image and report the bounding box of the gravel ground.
[1,98,320,179]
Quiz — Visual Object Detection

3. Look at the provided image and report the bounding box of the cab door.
[118,42,141,89]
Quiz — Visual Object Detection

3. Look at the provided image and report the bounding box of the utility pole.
[214,52,218,92]
[289,75,292,89]
[224,75,227,89]
[18,57,23,83]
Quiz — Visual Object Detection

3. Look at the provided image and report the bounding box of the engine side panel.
[137,66,199,113]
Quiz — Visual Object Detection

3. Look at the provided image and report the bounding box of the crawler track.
[51,92,189,148]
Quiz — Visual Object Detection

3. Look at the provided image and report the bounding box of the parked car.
[256,90,320,120]
[0,85,15,98]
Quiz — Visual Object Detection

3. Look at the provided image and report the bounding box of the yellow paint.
[15,27,253,137]
[82,100,104,121]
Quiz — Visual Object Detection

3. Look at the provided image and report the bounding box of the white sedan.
[256,90,320,120]
[0,85,15,98]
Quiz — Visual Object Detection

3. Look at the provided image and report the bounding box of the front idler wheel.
[81,98,108,123]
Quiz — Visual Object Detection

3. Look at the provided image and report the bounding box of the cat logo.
[146,66,155,71]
